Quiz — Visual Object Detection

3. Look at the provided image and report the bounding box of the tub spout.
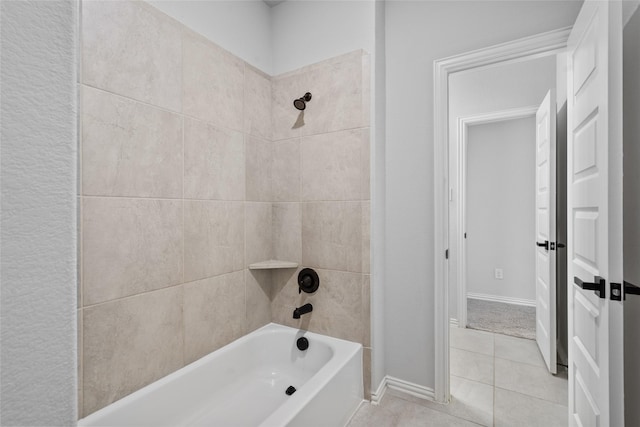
[293,303,313,319]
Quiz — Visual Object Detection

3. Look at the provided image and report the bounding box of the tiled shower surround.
[78,0,371,417]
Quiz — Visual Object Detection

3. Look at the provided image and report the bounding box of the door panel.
[535,90,557,374]
[567,1,624,426]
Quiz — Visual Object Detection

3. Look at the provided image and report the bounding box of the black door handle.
[624,281,640,300]
[536,240,549,250]
[574,276,606,299]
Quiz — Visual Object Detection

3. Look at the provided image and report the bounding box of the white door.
[567,1,624,426]
[535,90,557,375]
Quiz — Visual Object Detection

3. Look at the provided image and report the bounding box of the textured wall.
[0,0,78,425]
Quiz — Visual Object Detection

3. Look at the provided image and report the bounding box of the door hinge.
[445,249,449,259]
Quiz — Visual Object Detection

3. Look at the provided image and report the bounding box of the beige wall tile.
[363,347,371,400]
[302,202,362,272]
[78,197,83,309]
[362,202,371,274]
[270,267,304,310]
[361,128,371,200]
[363,275,371,348]
[299,54,365,136]
[183,33,244,132]
[82,1,181,111]
[271,73,303,141]
[270,267,309,331]
[82,87,183,198]
[246,137,272,202]
[361,54,371,128]
[245,202,272,266]
[184,118,245,201]
[183,272,245,364]
[83,286,184,415]
[82,198,183,306]
[272,269,363,343]
[184,201,244,282]
[244,66,272,140]
[301,129,364,201]
[272,139,300,202]
[272,203,301,263]
[245,269,272,333]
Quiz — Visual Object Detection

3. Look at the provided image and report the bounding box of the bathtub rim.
[78,322,363,427]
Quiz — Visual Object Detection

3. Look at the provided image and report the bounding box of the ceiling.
[263,0,286,7]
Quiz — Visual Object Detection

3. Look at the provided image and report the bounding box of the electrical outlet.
[495,268,504,280]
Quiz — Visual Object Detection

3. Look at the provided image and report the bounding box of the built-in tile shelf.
[249,260,299,270]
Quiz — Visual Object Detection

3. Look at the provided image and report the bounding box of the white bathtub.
[78,323,363,427]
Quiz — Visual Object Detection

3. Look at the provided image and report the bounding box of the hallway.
[349,328,568,426]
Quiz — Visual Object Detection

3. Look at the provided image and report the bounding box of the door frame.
[454,106,539,329]
[433,27,571,403]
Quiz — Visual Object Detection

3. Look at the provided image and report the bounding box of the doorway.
[453,107,539,339]
[464,115,537,339]
[432,27,572,404]
[441,50,570,425]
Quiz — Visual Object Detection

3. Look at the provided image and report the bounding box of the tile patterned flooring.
[349,328,568,426]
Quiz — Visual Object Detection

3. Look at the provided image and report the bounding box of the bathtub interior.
[79,324,362,427]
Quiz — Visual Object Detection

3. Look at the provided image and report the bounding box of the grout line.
[181,97,186,367]
[493,385,569,407]
[81,83,243,136]
[81,270,246,310]
[81,195,271,203]
[81,83,370,143]
[274,125,371,144]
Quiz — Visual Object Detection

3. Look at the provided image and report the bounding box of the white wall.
[148,0,273,73]
[0,0,78,424]
[466,118,536,301]
[623,4,640,425]
[270,0,376,75]
[372,0,387,391]
[448,56,556,319]
[149,0,377,77]
[384,0,582,388]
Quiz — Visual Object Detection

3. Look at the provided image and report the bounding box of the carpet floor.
[467,298,536,340]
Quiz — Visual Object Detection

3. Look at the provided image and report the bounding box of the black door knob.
[536,240,549,250]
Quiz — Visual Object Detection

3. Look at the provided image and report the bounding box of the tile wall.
[79,0,370,417]
[268,51,372,398]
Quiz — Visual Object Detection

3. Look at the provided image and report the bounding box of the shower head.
[293,92,312,111]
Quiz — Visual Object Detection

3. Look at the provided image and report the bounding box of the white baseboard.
[370,375,435,405]
[450,318,459,328]
[467,292,536,307]
[370,377,388,405]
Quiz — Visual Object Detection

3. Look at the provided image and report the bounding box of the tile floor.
[348,328,568,426]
